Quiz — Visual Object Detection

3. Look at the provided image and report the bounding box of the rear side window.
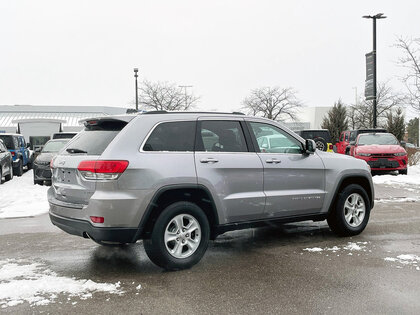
[0,136,14,149]
[62,120,127,155]
[143,121,195,152]
[196,121,248,152]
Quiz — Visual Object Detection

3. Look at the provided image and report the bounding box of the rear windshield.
[62,120,127,155]
[0,135,15,149]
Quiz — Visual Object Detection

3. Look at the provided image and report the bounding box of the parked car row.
[295,128,408,175]
[0,132,76,184]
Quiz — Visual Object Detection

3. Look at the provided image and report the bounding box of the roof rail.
[141,110,246,115]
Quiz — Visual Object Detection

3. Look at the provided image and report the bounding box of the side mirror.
[305,139,316,154]
[261,143,268,149]
[35,148,41,152]
[349,141,356,146]
[400,141,406,146]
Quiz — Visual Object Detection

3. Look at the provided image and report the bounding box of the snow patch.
[0,259,123,308]
[0,172,49,219]
[373,165,420,186]
[303,247,323,252]
[302,242,368,254]
[376,197,419,203]
[384,254,420,270]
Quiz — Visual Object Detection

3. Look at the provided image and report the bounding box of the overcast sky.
[1,0,419,116]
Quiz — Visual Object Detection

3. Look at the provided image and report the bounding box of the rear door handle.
[266,158,281,164]
[200,158,219,164]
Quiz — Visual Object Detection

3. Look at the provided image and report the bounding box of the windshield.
[357,134,399,146]
[42,140,69,153]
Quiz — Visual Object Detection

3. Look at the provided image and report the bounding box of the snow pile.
[0,259,123,308]
[373,164,420,186]
[0,172,49,219]
[376,197,418,203]
[384,254,420,271]
[303,241,368,253]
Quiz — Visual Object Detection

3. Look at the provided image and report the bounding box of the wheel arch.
[328,175,374,215]
[137,185,219,240]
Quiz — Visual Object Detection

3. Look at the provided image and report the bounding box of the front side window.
[197,121,248,152]
[250,122,302,154]
[143,121,195,152]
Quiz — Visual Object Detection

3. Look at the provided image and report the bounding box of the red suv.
[351,133,408,174]
[336,128,387,155]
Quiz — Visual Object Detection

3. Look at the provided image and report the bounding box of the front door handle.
[200,158,219,164]
[266,158,281,164]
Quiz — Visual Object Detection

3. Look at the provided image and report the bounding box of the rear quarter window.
[143,121,195,152]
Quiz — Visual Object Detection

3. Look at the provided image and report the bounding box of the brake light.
[77,160,129,180]
[329,144,333,150]
[11,151,15,157]
[90,216,104,224]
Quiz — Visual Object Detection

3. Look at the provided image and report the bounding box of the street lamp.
[179,85,193,109]
[134,68,139,111]
[363,13,387,129]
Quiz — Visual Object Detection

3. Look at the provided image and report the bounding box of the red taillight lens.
[78,160,129,173]
[90,216,104,223]
[11,151,15,157]
[329,144,333,150]
[77,160,129,180]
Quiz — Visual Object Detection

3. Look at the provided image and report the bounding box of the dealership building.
[0,105,129,149]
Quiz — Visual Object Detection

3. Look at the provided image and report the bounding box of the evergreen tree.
[406,117,419,146]
[386,108,405,142]
[321,100,348,143]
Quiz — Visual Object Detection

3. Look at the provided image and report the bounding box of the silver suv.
[48,112,374,270]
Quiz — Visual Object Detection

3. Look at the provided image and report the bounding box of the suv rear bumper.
[49,212,139,243]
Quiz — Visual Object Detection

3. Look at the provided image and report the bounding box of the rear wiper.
[66,148,87,154]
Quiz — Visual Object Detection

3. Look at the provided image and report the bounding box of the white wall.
[18,122,61,142]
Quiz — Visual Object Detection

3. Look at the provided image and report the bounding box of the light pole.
[363,13,387,129]
[134,68,139,111]
[179,85,193,109]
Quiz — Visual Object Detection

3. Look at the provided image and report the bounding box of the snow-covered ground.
[0,171,49,219]
[0,259,131,308]
[372,164,420,186]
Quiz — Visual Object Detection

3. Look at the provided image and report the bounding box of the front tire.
[327,184,370,237]
[144,202,210,271]
[399,169,407,175]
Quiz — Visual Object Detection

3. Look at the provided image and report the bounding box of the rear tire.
[327,184,370,237]
[14,160,23,176]
[314,137,327,151]
[144,201,210,271]
[34,179,43,185]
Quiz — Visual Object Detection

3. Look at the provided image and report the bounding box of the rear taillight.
[329,144,333,150]
[77,160,129,180]
[11,151,15,157]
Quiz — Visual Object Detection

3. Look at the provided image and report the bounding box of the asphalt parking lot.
[0,182,420,314]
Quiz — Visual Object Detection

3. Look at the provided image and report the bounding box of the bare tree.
[242,87,302,121]
[349,81,405,129]
[138,80,200,111]
[395,37,420,113]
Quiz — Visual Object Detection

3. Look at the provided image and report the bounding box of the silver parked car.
[49,112,374,270]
